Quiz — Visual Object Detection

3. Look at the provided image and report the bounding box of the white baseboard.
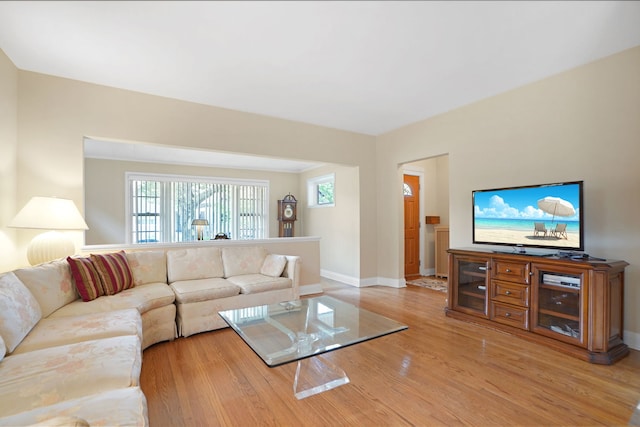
[374,277,406,288]
[320,269,406,288]
[321,269,362,287]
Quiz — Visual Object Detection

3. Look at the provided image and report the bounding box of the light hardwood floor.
[141,280,640,426]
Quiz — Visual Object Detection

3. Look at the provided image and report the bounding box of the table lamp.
[191,219,209,240]
[9,196,89,265]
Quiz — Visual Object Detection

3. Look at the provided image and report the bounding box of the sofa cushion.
[167,247,224,282]
[0,387,147,427]
[222,246,268,277]
[14,259,78,318]
[0,335,5,362]
[90,251,134,295]
[49,283,175,318]
[261,254,287,277]
[66,256,104,302]
[226,274,293,294]
[126,250,167,286]
[0,336,142,418]
[0,272,42,353]
[170,278,241,303]
[11,308,142,355]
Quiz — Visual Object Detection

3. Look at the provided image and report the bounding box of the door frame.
[402,166,426,277]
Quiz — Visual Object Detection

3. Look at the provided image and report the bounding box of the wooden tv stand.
[445,248,629,364]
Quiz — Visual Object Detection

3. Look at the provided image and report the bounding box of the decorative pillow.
[67,257,104,302]
[90,251,134,295]
[14,259,78,318]
[126,250,167,286]
[0,272,42,353]
[260,254,287,278]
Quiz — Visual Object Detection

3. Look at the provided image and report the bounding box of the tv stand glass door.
[532,266,585,345]
[451,255,489,317]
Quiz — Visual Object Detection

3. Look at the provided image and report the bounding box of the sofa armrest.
[284,255,301,298]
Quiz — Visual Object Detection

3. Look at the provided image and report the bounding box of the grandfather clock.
[277,193,297,237]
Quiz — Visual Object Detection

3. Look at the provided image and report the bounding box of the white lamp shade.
[9,197,89,230]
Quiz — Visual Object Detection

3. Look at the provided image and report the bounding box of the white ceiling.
[2,1,640,168]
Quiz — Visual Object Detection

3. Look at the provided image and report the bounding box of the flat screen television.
[472,181,584,253]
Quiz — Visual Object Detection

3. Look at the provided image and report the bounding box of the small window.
[403,183,413,196]
[307,173,335,207]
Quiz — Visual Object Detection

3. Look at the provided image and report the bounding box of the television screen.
[473,181,584,252]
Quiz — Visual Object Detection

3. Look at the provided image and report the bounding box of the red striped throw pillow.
[90,251,134,295]
[67,256,104,302]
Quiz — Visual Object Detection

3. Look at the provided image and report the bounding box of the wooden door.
[404,174,420,277]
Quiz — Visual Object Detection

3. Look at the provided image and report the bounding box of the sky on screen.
[474,183,580,221]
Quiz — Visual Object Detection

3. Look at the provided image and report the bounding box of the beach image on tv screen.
[473,183,581,249]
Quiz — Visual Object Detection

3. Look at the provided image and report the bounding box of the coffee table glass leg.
[293,355,350,399]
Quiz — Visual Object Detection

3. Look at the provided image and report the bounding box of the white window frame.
[307,173,335,208]
[125,172,269,243]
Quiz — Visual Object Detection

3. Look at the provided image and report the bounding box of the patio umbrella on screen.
[537,196,576,223]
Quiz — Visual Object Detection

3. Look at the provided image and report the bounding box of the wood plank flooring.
[140,280,640,426]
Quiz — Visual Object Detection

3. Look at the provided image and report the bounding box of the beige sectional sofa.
[0,245,300,426]
[168,246,300,336]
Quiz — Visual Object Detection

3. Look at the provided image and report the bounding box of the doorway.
[401,154,449,280]
[403,174,420,278]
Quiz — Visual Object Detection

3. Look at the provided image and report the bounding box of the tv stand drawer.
[491,302,529,330]
[491,280,529,307]
[491,259,530,284]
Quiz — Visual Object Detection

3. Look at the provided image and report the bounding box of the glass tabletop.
[219,295,408,367]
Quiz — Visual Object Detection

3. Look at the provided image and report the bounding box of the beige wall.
[9,70,376,279]
[377,46,640,344]
[84,157,301,244]
[300,164,361,283]
[0,50,17,272]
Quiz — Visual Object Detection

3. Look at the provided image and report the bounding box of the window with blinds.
[126,173,268,243]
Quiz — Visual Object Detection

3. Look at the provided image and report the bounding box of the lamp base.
[27,231,76,265]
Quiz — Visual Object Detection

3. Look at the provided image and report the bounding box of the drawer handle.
[505,268,512,273]
[505,312,511,317]
[505,290,512,295]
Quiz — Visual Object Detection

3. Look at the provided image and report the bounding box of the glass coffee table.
[219,295,408,399]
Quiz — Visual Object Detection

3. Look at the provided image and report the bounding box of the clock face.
[284,204,294,219]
